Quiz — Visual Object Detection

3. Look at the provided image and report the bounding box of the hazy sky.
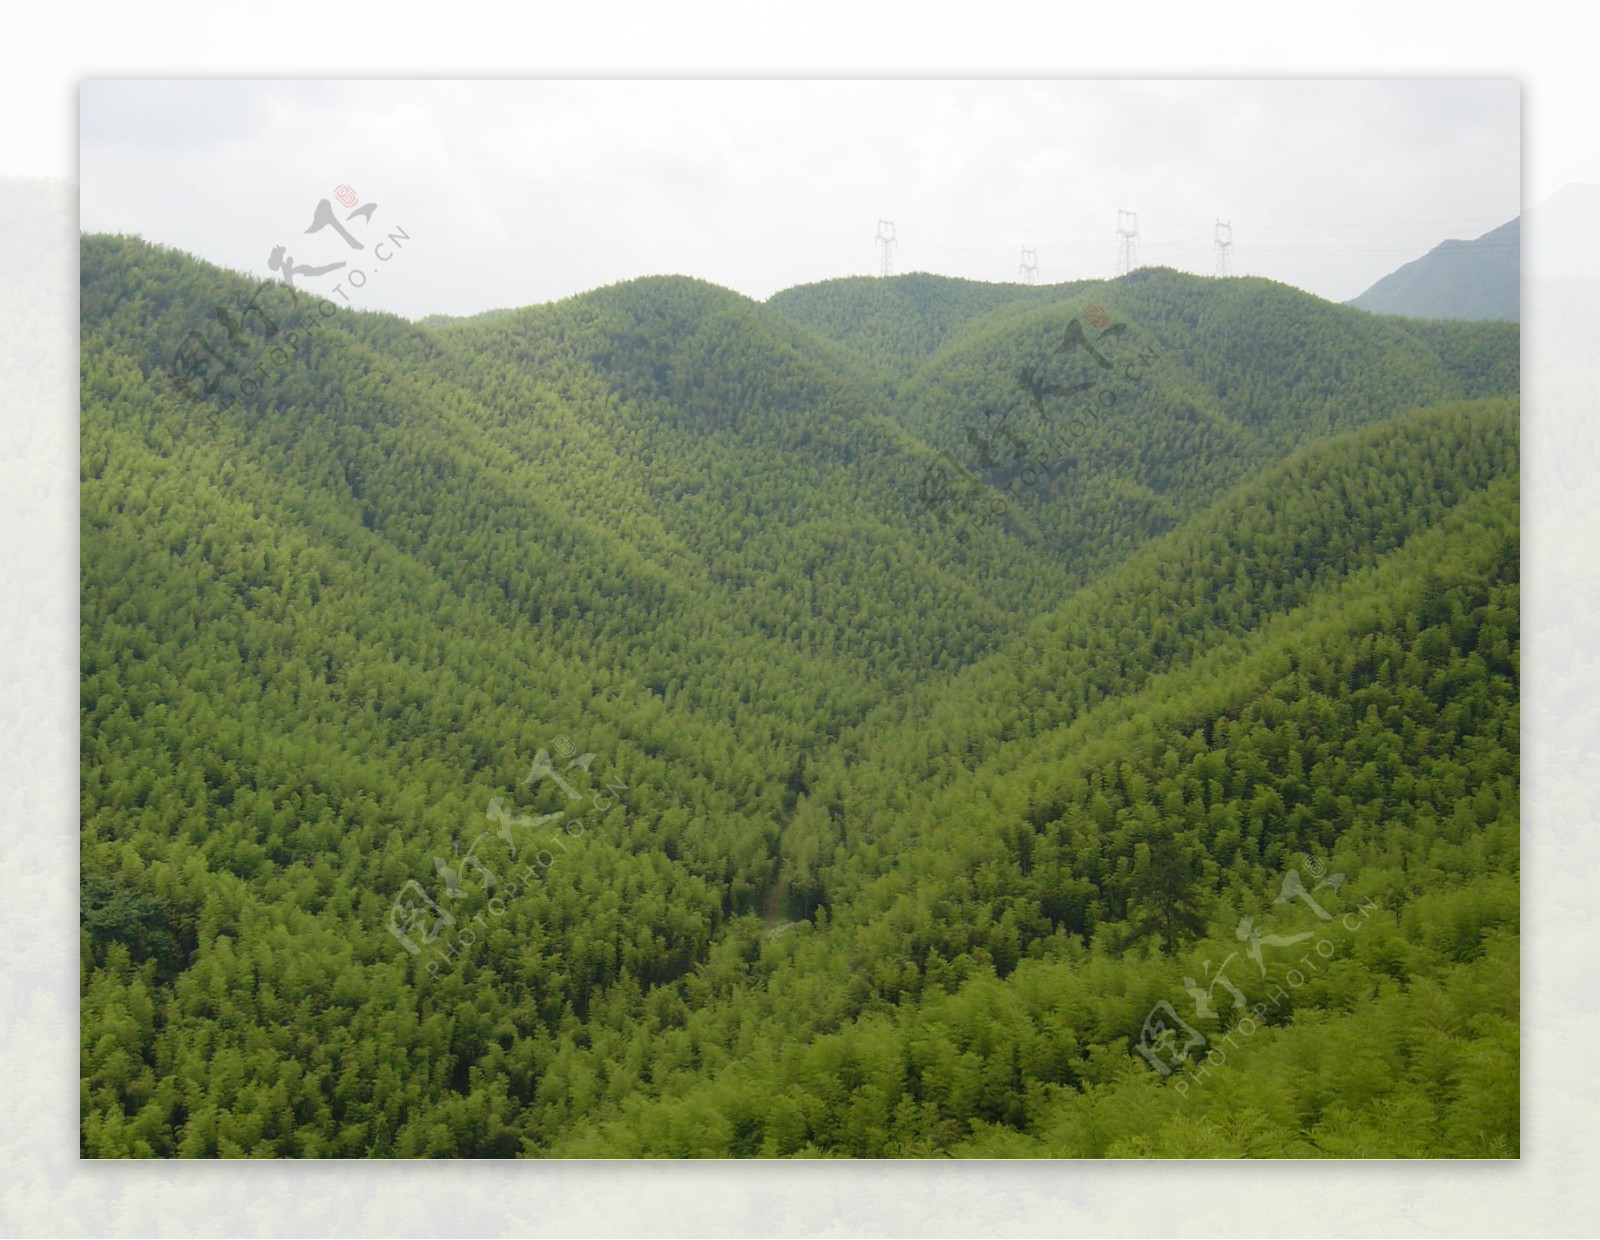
[76,79,1519,320]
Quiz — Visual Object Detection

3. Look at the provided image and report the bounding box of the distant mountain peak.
[1347,216,1519,322]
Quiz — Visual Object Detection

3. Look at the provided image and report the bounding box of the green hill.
[80,236,1518,1158]
[772,266,1517,586]
[553,404,1518,1157]
[766,270,1058,379]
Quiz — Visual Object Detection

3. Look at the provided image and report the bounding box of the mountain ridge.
[79,232,1520,1158]
[1347,216,1519,321]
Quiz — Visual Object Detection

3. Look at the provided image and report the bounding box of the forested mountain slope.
[766,271,1059,380]
[554,417,1518,1156]
[770,267,1517,588]
[80,236,1518,1158]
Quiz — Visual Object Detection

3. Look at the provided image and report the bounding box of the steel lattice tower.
[1214,219,1233,277]
[1116,209,1139,276]
[1019,246,1038,284]
[875,219,897,277]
